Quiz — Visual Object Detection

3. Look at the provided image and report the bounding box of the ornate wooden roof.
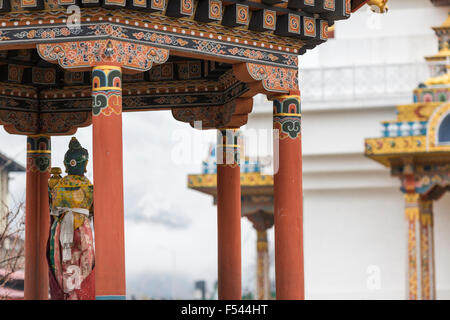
[0,1,368,135]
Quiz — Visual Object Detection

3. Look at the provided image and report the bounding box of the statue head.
[64,137,89,176]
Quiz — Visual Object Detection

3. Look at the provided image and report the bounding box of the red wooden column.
[24,135,51,300]
[272,93,304,300]
[91,65,126,300]
[216,129,242,300]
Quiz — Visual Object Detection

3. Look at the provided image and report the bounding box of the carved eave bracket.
[172,97,253,129]
[392,161,450,201]
[37,39,169,73]
[171,61,299,130]
[0,103,91,136]
[233,62,299,96]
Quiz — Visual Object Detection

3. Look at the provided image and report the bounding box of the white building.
[243,0,450,299]
[0,152,25,233]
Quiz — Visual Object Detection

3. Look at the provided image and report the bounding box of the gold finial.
[424,72,450,86]
[368,0,388,14]
[425,41,450,62]
[51,167,62,175]
[48,167,63,190]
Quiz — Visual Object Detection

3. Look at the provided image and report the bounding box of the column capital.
[272,95,301,140]
[26,135,51,173]
[92,66,122,117]
[216,128,241,167]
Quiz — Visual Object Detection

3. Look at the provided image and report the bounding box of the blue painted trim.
[96,295,126,300]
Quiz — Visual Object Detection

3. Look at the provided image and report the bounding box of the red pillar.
[91,65,126,300]
[216,129,242,299]
[272,94,304,300]
[24,135,50,300]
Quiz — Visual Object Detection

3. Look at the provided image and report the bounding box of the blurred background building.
[0,152,25,300]
[0,152,25,233]
[231,0,450,299]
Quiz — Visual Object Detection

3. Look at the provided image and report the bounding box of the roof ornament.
[367,0,388,13]
[424,42,450,86]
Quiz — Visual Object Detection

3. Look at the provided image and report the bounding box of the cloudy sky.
[3,106,275,299]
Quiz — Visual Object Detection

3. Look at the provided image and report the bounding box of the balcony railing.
[299,63,429,102]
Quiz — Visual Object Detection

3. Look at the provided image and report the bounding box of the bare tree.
[0,202,25,299]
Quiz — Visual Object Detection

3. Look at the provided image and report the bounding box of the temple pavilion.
[188,144,274,299]
[365,12,450,300]
[0,0,377,299]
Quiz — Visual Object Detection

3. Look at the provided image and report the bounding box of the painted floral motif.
[88,24,128,38]
[324,0,335,10]
[263,10,276,30]
[14,27,81,40]
[154,96,198,105]
[181,0,193,15]
[304,17,316,37]
[236,4,249,25]
[208,0,222,20]
[37,39,169,71]
[1,17,299,68]
[0,30,10,40]
[247,63,299,93]
[288,14,300,34]
[193,40,226,55]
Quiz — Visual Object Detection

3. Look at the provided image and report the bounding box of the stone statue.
[47,137,95,300]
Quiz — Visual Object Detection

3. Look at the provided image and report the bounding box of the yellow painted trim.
[27,150,51,153]
[396,102,441,122]
[364,136,427,155]
[273,113,301,117]
[27,134,50,138]
[217,144,240,148]
[273,95,300,100]
[93,65,122,71]
[188,172,273,188]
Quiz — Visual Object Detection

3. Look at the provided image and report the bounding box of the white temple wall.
[243,0,450,299]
